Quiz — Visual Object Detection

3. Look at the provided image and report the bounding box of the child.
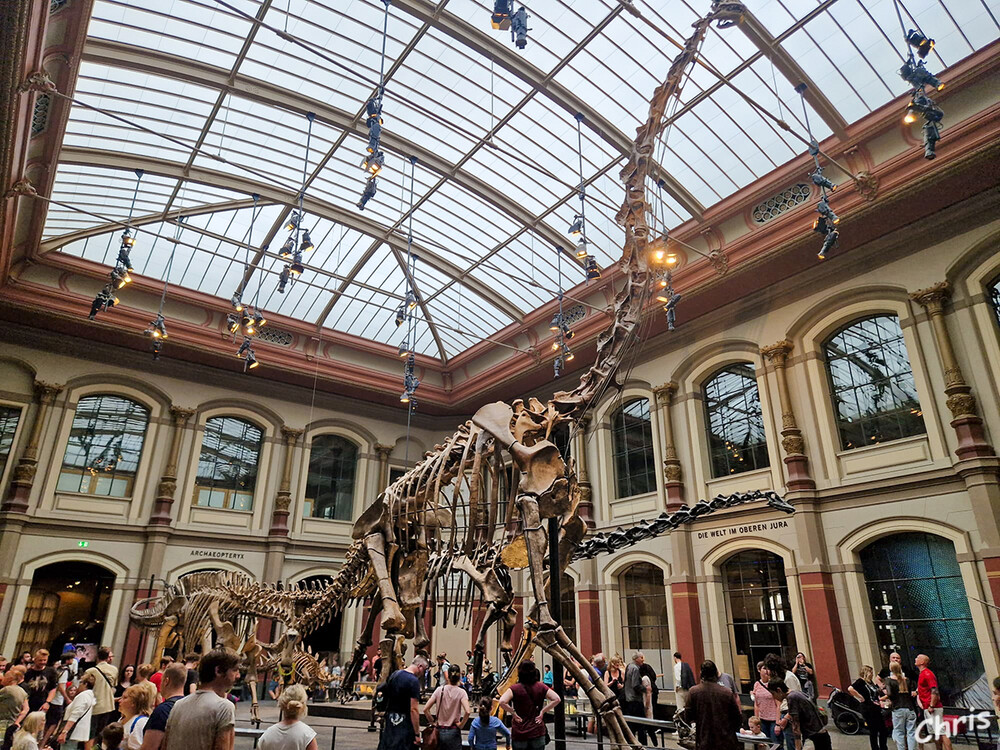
[739,715,769,750]
[467,698,510,750]
[100,723,124,750]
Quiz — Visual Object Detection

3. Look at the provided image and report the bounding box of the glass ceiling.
[41,0,1000,361]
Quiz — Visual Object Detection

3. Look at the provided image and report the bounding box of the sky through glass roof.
[40,0,1000,361]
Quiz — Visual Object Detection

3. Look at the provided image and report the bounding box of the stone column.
[652,382,684,509]
[575,416,594,528]
[269,427,303,536]
[2,381,63,513]
[374,443,393,492]
[760,341,816,491]
[148,407,195,525]
[910,282,995,460]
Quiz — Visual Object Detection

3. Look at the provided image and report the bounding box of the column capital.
[374,443,394,458]
[760,340,793,366]
[909,281,950,314]
[169,406,196,424]
[652,381,678,407]
[34,381,63,405]
[281,426,304,444]
[578,415,591,432]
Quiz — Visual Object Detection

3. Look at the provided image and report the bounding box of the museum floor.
[234,702,872,750]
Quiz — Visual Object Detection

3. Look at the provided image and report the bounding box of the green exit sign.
[77,540,89,548]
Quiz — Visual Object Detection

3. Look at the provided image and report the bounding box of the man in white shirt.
[42,651,76,746]
[162,649,238,750]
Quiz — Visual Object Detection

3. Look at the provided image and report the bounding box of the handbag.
[420,725,439,750]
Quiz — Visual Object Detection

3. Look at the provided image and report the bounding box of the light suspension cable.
[796,84,840,261]
[144,215,183,359]
[89,169,143,320]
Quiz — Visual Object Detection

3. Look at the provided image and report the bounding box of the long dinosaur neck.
[553,6,736,422]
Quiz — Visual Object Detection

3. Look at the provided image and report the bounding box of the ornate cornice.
[652,381,678,407]
[909,281,950,314]
[760,340,793,367]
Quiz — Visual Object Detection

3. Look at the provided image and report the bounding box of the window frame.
[987,273,1000,330]
[0,402,25,492]
[192,415,264,512]
[702,363,770,478]
[618,561,671,688]
[822,314,926,451]
[57,393,150,498]
[610,397,657,499]
[304,432,360,521]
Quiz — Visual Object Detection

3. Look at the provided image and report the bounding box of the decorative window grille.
[255,326,293,347]
[31,95,51,136]
[752,184,810,224]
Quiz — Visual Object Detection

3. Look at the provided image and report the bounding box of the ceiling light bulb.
[551,341,560,351]
[585,256,601,280]
[666,253,678,265]
[903,107,918,124]
[285,212,301,232]
[300,231,314,253]
[905,29,935,59]
[398,340,411,358]
[568,215,584,236]
[400,391,410,403]
[549,314,561,332]
[231,294,243,312]
[394,305,406,327]
[575,238,588,259]
[279,237,295,258]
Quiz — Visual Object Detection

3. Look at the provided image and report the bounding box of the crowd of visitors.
[0,642,990,750]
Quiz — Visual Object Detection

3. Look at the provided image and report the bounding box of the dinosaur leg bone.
[516,494,557,629]
[363,532,406,631]
[534,627,640,750]
[341,599,380,699]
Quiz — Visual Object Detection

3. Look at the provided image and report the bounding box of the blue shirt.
[467,715,510,749]
[542,671,553,686]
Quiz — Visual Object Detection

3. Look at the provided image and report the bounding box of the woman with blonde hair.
[117,685,150,750]
[604,654,626,703]
[887,661,917,750]
[258,684,317,750]
[11,711,45,750]
[848,665,888,750]
[133,667,157,710]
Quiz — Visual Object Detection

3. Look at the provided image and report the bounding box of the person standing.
[793,653,817,702]
[180,658,198,698]
[11,712,44,750]
[23,651,56,715]
[424,664,470,750]
[848,665,889,750]
[43,651,74,746]
[376,655,427,750]
[751,662,779,743]
[915,655,952,750]
[84,647,118,750]
[258,685,317,750]
[148,661,171,700]
[161,649,238,750]
[768,680,830,750]
[765,654,800,750]
[673,653,695,715]
[133,667,157,713]
[877,652,919,691]
[58,675,97,750]
[498,661,560,750]
[468,697,510,750]
[138,664,186,750]
[434,654,451,689]
[686,661,741,750]
[622,653,648,746]
[887,662,918,750]
[541,666,552,687]
[0,667,28,750]
[118,685,151,750]
[603,655,625,704]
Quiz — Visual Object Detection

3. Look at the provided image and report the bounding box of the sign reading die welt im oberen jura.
[696,519,791,540]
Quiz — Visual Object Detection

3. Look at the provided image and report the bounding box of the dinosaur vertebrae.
[571,490,795,561]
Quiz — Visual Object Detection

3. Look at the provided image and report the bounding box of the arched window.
[703,364,769,477]
[57,394,149,497]
[860,532,984,706]
[988,274,1000,329]
[559,573,577,642]
[824,315,925,450]
[0,405,22,480]
[305,435,359,521]
[619,563,669,683]
[611,398,656,498]
[722,550,797,692]
[193,416,263,511]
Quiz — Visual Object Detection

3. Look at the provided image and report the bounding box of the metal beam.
[732,7,849,140]
[54,146,525,322]
[387,0,705,221]
[80,39,569,253]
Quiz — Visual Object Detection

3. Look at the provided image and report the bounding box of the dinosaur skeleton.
[130,6,785,746]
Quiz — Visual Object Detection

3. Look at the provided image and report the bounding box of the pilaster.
[652,382,684,509]
[575,415,594,528]
[910,282,995,460]
[269,426,303,536]
[2,381,63,513]
[147,406,195,525]
[374,443,393,492]
[760,341,816,491]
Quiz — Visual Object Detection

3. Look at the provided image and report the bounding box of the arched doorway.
[619,562,670,686]
[860,532,985,706]
[15,562,116,664]
[722,550,796,692]
[296,576,343,665]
